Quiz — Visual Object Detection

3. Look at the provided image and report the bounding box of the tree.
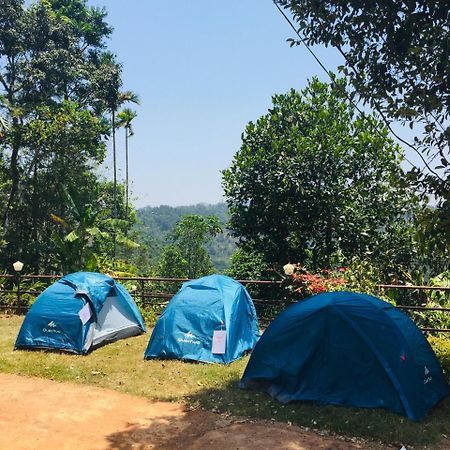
[117,107,137,219]
[222,78,421,275]
[276,0,449,239]
[51,188,139,273]
[0,100,109,270]
[106,90,139,256]
[0,0,120,224]
[157,215,222,278]
[0,0,133,271]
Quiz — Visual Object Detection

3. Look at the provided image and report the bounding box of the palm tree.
[116,108,137,220]
[110,90,139,255]
[112,91,139,216]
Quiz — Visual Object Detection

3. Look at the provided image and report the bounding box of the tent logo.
[177,331,200,345]
[43,321,61,334]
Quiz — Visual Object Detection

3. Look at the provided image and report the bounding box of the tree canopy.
[157,214,222,279]
[223,78,421,274]
[276,0,449,241]
[0,0,131,272]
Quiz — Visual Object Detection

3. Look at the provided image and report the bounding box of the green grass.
[1,315,449,448]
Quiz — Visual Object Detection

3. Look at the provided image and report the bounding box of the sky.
[88,1,418,208]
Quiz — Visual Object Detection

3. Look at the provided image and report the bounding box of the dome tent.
[15,272,145,354]
[240,291,449,421]
[145,274,259,364]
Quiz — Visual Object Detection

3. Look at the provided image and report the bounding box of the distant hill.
[134,203,236,271]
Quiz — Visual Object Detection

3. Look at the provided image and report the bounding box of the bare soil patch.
[0,373,393,450]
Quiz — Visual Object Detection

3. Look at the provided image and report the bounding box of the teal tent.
[15,272,145,354]
[240,291,449,420]
[145,275,259,363]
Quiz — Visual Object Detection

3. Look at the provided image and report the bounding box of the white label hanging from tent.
[78,302,92,325]
[212,330,226,354]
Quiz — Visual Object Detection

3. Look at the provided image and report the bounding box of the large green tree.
[0,0,125,271]
[276,0,449,241]
[223,78,421,275]
[3,100,108,270]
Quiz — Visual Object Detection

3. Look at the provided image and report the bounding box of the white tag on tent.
[212,330,226,354]
[78,303,92,325]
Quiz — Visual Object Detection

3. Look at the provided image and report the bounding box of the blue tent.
[15,272,146,354]
[145,275,259,364]
[240,291,449,421]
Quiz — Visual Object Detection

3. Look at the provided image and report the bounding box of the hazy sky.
[89,1,417,208]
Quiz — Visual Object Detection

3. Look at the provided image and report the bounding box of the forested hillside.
[135,203,236,271]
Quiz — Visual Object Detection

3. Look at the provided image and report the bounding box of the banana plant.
[50,189,139,273]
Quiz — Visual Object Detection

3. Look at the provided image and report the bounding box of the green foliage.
[419,272,450,334]
[157,215,222,279]
[0,274,47,310]
[338,257,387,298]
[0,100,110,270]
[223,78,420,275]
[277,0,449,242]
[0,0,129,272]
[227,248,269,282]
[414,206,450,275]
[428,336,450,379]
[157,245,189,278]
[135,203,236,272]
[51,188,138,273]
[227,248,278,297]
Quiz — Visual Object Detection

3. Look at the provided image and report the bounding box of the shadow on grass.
[105,375,450,449]
[104,398,373,450]
[180,378,449,448]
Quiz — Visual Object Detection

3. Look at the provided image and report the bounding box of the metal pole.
[16,272,21,313]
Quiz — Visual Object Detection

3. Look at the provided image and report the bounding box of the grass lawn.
[1,315,449,448]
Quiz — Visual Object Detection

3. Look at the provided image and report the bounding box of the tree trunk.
[3,119,20,231]
[112,109,117,257]
[125,127,129,220]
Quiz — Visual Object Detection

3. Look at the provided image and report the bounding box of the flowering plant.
[285,264,346,297]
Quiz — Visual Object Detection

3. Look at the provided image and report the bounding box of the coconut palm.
[116,108,137,219]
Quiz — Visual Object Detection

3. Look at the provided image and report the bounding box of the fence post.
[140,279,145,306]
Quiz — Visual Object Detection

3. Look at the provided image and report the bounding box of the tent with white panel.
[15,272,145,354]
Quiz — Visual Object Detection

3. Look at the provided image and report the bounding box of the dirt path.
[0,373,391,450]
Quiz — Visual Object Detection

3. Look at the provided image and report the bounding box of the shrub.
[289,266,345,298]
[428,335,450,380]
[419,272,450,334]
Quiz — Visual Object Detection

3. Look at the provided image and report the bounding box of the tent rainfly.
[240,291,449,421]
[15,272,145,354]
[145,274,259,364]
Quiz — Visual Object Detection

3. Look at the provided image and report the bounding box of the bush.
[428,335,450,380]
[422,272,450,333]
